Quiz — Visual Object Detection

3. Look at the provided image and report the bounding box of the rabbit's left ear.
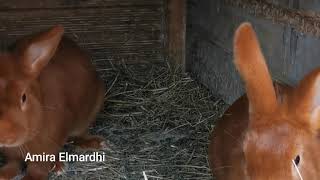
[233,22,278,116]
[20,25,64,76]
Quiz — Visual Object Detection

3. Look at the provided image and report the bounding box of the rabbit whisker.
[212,165,233,172]
[41,106,58,110]
[18,146,24,159]
[292,160,303,180]
[223,129,242,145]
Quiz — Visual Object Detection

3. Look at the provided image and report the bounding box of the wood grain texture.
[187,0,320,103]
[166,0,186,69]
[187,0,291,103]
[0,0,163,9]
[0,0,165,65]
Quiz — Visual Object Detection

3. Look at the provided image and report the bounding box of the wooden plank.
[187,0,292,103]
[297,0,320,12]
[166,0,186,69]
[0,5,164,64]
[187,0,320,103]
[290,1,320,81]
[225,0,320,37]
[266,0,291,6]
[291,32,320,81]
[0,0,163,9]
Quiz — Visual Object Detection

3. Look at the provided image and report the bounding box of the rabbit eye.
[21,93,27,103]
[294,155,300,166]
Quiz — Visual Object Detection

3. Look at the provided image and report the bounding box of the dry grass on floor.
[50,61,227,180]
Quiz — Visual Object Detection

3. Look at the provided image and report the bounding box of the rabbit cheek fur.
[0,26,106,180]
[208,23,320,180]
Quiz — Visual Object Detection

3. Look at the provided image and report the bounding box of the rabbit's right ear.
[292,69,320,131]
[19,25,64,77]
[233,23,278,116]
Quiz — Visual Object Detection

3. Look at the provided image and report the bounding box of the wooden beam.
[166,0,186,70]
[225,0,320,37]
[0,0,162,9]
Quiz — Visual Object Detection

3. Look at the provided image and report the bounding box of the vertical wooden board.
[188,37,244,103]
[167,0,186,68]
[187,0,242,103]
[187,0,289,103]
[291,33,320,82]
[285,0,320,81]
[282,1,320,82]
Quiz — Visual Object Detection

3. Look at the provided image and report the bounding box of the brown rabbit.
[208,22,320,180]
[0,25,106,180]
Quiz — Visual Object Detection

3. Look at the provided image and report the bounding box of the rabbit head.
[234,23,320,180]
[0,26,64,147]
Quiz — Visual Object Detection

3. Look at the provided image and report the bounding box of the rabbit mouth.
[0,138,26,148]
[0,131,29,148]
[0,141,24,148]
[0,141,23,148]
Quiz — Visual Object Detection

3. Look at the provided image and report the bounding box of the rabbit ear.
[20,25,64,76]
[293,69,320,129]
[233,23,278,116]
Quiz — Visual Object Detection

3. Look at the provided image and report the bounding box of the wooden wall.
[187,0,320,103]
[0,0,165,65]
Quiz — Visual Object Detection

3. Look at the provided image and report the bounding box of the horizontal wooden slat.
[0,5,165,64]
[265,0,291,7]
[0,0,163,9]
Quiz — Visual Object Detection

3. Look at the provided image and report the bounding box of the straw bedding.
[47,60,227,180]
